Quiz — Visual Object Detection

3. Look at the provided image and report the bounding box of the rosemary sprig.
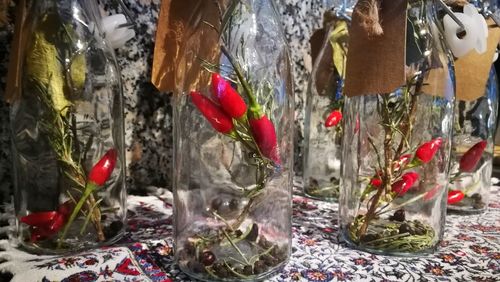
[31,75,105,246]
[186,3,287,278]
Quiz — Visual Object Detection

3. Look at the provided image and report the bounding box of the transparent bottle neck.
[33,0,102,26]
[408,0,440,26]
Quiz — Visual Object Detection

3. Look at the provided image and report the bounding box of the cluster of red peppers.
[447,140,487,205]
[366,138,443,200]
[20,201,73,242]
[20,148,118,243]
[364,137,488,206]
[190,73,280,165]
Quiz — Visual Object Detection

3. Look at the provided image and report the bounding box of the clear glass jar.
[172,0,293,281]
[449,66,498,213]
[339,0,455,255]
[10,0,126,254]
[303,1,354,201]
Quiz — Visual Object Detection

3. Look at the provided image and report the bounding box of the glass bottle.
[446,0,499,214]
[303,0,355,201]
[172,0,293,280]
[449,67,498,213]
[339,0,455,255]
[10,0,126,254]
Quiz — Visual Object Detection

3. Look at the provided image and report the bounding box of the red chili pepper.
[190,91,234,134]
[249,114,280,165]
[22,203,72,242]
[415,138,442,164]
[392,172,419,195]
[324,110,342,128]
[211,73,247,119]
[370,170,384,188]
[20,211,58,226]
[88,148,118,186]
[48,213,65,232]
[57,200,74,217]
[423,184,442,201]
[30,226,52,242]
[394,154,412,172]
[370,177,382,188]
[405,171,419,183]
[447,190,465,205]
[22,200,77,242]
[459,140,487,172]
[28,212,67,242]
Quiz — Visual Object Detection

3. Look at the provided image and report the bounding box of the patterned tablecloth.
[0,179,499,282]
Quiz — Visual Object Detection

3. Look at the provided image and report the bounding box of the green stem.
[80,198,103,235]
[58,183,96,248]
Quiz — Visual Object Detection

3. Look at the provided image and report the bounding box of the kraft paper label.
[455,19,500,101]
[344,0,407,97]
[152,0,229,94]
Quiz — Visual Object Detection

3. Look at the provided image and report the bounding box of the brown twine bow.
[355,0,384,37]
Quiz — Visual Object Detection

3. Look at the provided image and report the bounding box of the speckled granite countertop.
[0,0,328,196]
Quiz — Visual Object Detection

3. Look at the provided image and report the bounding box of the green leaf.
[329,20,349,79]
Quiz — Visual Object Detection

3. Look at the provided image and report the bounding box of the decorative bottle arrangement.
[172,0,293,280]
[339,0,455,255]
[442,1,500,213]
[10,0,126,253]
[303,0,355,201]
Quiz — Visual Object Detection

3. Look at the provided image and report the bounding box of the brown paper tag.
[344,0,407,97]
[152,0,229,94]
[4,0,28,103]
[455,19,500,101]
[309,26,338,97]
[310,27,327,66]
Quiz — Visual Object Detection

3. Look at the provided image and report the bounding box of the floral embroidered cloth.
[0,179,499,282]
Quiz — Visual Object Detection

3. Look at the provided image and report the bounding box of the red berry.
[201,251,216,266]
